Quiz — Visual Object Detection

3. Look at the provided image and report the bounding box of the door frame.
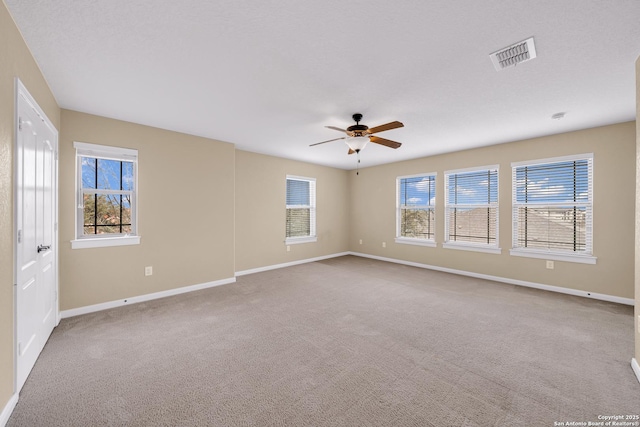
[13,78,60,394]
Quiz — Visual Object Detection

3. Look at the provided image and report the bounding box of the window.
[511,154,595,264]
[72,142,139,249]
[396,173,436,247]
[444,165,500,253]
[285,175,316,244]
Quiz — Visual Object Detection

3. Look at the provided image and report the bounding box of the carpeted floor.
[8,255,640,426]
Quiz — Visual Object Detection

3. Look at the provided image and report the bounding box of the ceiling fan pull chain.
[356,151,360,175]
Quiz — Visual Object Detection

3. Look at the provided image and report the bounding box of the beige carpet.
[8,255,640,426]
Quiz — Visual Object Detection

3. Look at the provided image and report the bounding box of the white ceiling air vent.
[489,37,537,71]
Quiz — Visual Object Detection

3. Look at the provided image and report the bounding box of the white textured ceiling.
[6,0,640,169]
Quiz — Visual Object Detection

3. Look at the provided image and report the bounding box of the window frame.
[285,175,317,245]
[395,172,437,247]
[510,153,596,264]
[443,165,501,254]
[71,141,140,249]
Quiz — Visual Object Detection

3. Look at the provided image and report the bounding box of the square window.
[396,174,436,244]
[444,166,500,252]
[286,176,316,244]
[73,142,139,249]
[511,154,594,262]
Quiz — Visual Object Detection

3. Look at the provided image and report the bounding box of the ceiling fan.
[310,113,404,155]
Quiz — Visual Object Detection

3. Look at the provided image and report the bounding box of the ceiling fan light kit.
[310,113,404,174]
[345,136,369,152]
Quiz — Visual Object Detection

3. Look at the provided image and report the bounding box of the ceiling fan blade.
[370,136,402,149]
[348,149,355,155]
[325,126,348,133]
[309,137,345,147]
[367,121,404,134]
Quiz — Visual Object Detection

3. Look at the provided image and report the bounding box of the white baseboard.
[632,358,640,386]
[235,252,351,277]
[57,250,633,317]
[349,252,634,306]
[60,277,236,319]
[0,394,18,427]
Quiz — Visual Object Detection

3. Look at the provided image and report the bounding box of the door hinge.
[18,117,32,131]
[18,342,21,356]
[17,229,21,243]
[54,291,58,301]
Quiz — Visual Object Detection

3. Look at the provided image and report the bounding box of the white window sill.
[71,235,141,249]
[285,236,317,245]
[442,242,501,254]
[509,249,596,265]
[395,237,436,248]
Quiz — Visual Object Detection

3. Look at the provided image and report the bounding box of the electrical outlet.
[546,260,554,270]
[359,239,363,245]
[382,242,386,248]
[145,266,153,276]
[286,245,291,252]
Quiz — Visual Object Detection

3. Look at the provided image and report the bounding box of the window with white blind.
[285,175,316,244]
[72,141,140,249]
[510,154,595,264]
[444,166,500,254]
[396,173,436,247]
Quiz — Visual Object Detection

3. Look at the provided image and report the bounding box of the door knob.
[37,245,51,253]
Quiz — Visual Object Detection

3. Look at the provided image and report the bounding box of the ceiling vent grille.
[489,37,536,71]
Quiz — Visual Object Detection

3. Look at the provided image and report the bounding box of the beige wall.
[235,150,349,272]
[59,110,235,310]
[350,122,636,299]
[0,0,61,413]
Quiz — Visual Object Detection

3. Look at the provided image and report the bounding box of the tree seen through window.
[81,157,133,235]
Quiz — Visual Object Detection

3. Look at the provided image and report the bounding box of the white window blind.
[512,154,593,256]
[397,174,436,241]
[286,176,316,242]
[445,166,499,248]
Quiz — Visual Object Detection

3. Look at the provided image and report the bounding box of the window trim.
[71,141,139,249]
[71,235,141,249]
[510,153,596,264]
[395,172,437,247]
[509,248,596,264]
[285,175,317,245]
[395,237,437,247]
[444,164,500,253]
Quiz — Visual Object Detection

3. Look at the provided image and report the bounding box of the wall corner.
[634,55,640,365]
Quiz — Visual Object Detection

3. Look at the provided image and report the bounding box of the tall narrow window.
[72,142,139,249]
[396,173,436,246]
[444,166,499,253]
[511,154,595,264]
[285,175,316,244]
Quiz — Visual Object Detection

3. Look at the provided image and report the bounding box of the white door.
[15,81,58,393]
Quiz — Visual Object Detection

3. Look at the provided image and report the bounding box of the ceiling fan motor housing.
[347,124,369,134]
